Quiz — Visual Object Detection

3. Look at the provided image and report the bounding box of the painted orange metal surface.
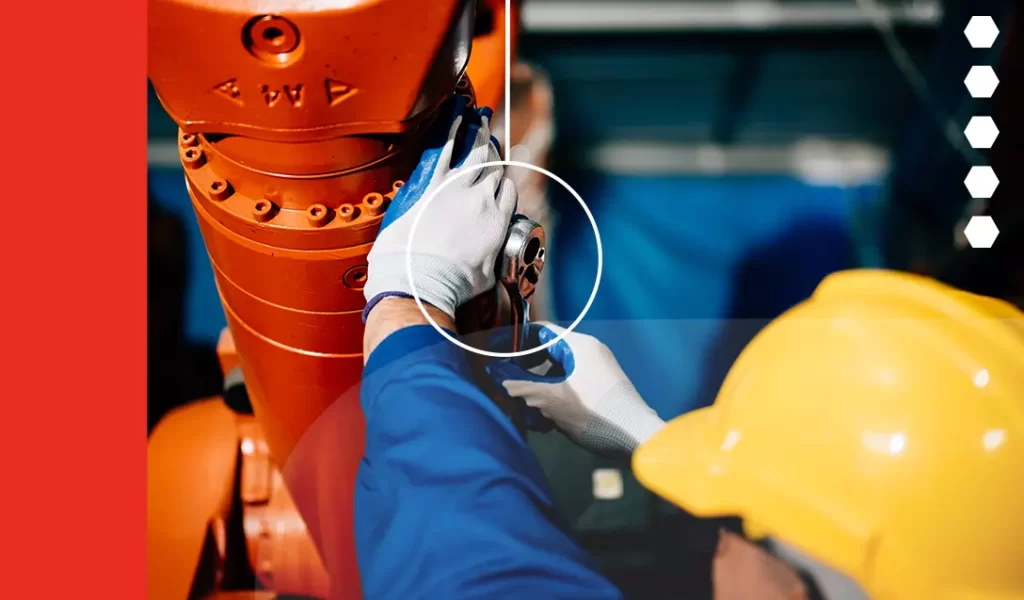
[147,397,241,600]
[216,328,240,376]
[238,416,332,598]
[148,1,520,597]
[466,0,521,113]
[150,1,475,142]
[148,1,475,598]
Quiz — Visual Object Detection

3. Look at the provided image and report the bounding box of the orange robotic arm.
[466,0,521,116]
[147,1,533,598]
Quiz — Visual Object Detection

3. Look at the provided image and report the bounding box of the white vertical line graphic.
[505,0,512,158]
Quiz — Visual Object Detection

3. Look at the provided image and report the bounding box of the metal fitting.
[307,204,332,227]
[181,147,205,169]
[252,200,275,222]
[500,215,546,301]
[342,265,369,289]
[363,193,386,216]
[337,203,356,223]
[209,179,233,201]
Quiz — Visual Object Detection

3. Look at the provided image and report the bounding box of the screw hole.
[523,237,541,265]
[185,149,197,159]
[211,181,224,191]
[524,265,539,285]
[343,265,369,288]
[245,15,302,63]
[340,206,351,214]
[393,181,404,189]
[263,27,284,44]
[312,207,323,217]
[255,201,269,213]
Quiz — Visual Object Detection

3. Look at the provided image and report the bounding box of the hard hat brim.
[632,406,734,517]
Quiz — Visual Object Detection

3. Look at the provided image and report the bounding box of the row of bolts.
[179,131,396,227]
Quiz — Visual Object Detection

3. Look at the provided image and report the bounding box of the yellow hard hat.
[633,269,1024,600]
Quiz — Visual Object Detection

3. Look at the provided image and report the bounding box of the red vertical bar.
[0,2,148,596]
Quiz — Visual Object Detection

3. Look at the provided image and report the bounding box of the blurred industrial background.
[148,1,1019,596]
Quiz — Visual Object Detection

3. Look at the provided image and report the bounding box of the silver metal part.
[501,215,546,301]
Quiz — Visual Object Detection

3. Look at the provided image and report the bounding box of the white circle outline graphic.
[405,159,603,358]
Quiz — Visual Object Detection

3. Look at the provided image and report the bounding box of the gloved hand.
[363,96,517,320]
[487,323,666,455]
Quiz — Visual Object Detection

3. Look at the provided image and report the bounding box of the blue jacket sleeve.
[356,325,622,599]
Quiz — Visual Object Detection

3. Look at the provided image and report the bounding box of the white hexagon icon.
[964,116,999,148]
[964,166,999,198]
[965,16,1000,48]
[963,216,999,248]
[965,66,999,98]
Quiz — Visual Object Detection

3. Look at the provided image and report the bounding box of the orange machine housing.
[466,0,520,115]
[147,1,506,598]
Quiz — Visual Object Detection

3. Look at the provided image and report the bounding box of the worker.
[356,93,622,599]
[356,94,1024,599]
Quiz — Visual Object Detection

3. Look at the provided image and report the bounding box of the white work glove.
[486,323,667,455]
[363,96,517,320]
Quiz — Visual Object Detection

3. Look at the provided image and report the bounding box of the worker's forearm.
[363,297,456,362]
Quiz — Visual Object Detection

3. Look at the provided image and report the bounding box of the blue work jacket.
[356,325,623,599]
